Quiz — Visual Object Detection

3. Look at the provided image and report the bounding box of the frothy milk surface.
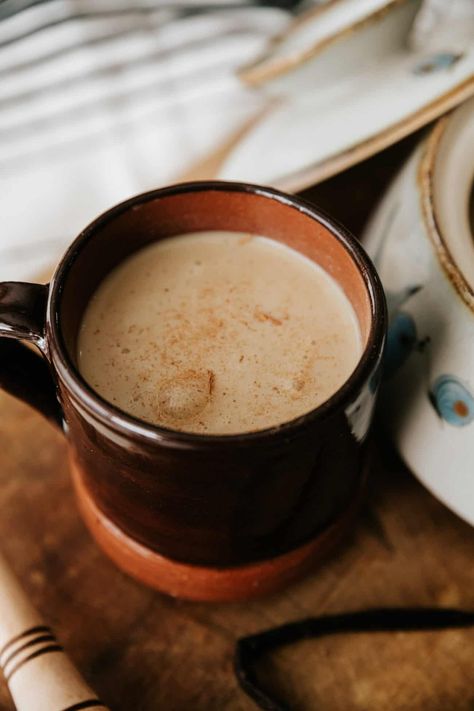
[78,232,362,434]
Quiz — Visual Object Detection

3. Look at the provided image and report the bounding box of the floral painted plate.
[218,0,474,190]
[364,97,474,526]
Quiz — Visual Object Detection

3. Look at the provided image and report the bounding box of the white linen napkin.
[0,1,291,280]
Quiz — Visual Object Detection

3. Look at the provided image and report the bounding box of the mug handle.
[0,282,63,427]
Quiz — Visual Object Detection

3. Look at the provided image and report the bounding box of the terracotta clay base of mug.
[71,460,367,602]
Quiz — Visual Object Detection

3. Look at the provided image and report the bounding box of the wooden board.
[2,394,474,711]
[1,134,474,711]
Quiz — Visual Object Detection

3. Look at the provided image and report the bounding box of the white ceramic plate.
[219,0,474,190]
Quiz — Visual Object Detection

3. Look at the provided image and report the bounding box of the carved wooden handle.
[0,552,108,711]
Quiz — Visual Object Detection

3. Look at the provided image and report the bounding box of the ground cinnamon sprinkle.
[254,308,283,326]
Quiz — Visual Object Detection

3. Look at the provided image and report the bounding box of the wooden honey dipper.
[0,551,108,711]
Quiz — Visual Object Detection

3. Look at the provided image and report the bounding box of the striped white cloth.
[0,0,296,280]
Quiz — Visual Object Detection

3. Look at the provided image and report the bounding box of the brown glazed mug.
[0,182,386,602]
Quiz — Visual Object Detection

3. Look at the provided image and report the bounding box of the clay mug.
[0,181,385,601]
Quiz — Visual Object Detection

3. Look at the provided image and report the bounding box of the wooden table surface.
[1,135,474,711]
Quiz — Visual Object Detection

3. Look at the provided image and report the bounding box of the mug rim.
[47,180,386,448]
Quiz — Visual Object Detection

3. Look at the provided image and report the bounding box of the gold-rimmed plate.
[217,0,474,190]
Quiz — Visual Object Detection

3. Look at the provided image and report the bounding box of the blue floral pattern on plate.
[383,285,423,379]
[430,374,474,427]
[384,311,418,379]
[413,52,463,76]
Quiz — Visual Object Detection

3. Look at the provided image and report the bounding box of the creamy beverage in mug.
[78,231,362,434]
